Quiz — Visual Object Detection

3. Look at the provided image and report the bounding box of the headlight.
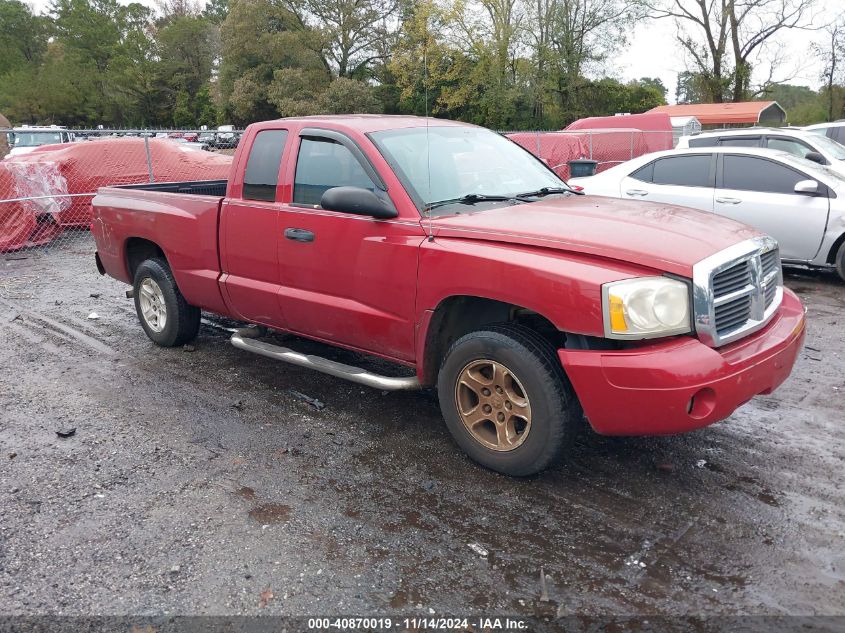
[602,277,691,339]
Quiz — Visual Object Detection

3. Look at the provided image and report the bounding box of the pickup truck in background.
[91,116,806,476]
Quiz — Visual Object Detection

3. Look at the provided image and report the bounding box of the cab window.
[718,137,761,148]
[766,137,813,159]
[243,129,288,202]
[722,155,806,195]
[293,137,376,207]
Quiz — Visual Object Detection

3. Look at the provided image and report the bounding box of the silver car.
[571,146,845,280]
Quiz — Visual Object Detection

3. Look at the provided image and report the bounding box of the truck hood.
[430,195,761,277]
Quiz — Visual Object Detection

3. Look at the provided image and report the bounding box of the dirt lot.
[1,232,844,622]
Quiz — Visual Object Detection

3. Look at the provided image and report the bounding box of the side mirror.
[794,179,819,195]
[320,186,398,219]
[804,151,826,165]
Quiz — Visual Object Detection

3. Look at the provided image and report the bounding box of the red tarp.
[565,113,674,153]
[565,128,650,173]
[507,132,589,179]
[0,139,232,251]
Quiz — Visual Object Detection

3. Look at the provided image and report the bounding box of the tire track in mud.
[0,297,116,356]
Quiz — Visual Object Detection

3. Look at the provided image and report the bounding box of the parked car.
[91,116,805,476]
[7,125,75,156]
[804,120,845,145]
[677,127,845,176]
[169,137,210,152]
[212,125,238,149]
[571,146,845,280]
[198,132,216,148]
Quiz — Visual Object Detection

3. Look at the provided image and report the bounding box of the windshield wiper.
[515,186,581,198]
[426,193,514,211]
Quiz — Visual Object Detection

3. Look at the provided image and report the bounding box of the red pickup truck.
[91,116,805,476]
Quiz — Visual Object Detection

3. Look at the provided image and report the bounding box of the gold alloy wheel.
[454,359,532,451]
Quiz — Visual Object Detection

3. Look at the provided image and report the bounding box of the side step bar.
[230,329,421,391]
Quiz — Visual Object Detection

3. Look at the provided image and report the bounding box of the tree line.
[0,0,842,130]
[0,0,668,129]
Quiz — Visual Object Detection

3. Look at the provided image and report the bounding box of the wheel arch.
[826,231,845,265]
[418,295,564,387]
[125,237,167,281]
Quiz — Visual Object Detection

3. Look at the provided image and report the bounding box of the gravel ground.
[0,232,843,624]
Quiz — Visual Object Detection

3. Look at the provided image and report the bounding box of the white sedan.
[571,146,845,280]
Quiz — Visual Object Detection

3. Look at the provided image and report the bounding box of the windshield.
[370,126,567,213]
[13,131,65,147]
[809,133,845,160]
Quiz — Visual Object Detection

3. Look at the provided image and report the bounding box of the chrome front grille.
[715,294,752,335]
[692,237,783,347]
[712,260,751,296]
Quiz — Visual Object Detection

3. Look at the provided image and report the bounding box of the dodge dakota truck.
[91,115,806,476]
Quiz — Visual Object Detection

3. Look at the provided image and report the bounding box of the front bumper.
[559,288,806,435]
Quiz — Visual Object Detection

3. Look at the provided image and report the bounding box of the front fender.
[413,237,663,382]
[416,237,660,334]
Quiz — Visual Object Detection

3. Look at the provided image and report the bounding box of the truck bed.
[112,179,228,197]
[92,180,229,316]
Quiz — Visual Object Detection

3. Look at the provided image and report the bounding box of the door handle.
[625,189,649,197]
[715,197,742,205]
[284,228,315,243]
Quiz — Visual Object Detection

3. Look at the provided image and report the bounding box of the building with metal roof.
[647,102,787,127]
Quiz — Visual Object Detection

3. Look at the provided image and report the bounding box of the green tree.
[316,77,382,113]
[194,84,218,126]
[173,90,194,126]
[0,0,48,75]
[218,0,328,123]
[203,0,228,23]
[298,0,398,78]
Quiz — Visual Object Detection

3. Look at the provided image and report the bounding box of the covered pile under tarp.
[568,128,650,173]
[565,113,674,153]
[0,138,232,251]
[506,132,589,179]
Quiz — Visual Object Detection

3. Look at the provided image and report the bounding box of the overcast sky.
[27,0,839,105]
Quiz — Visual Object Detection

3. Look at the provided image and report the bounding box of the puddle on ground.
[756,491,780,507]
[248,503,291,524]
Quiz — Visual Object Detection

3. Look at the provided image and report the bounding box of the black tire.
[836,240,845,283]
[133,258,200,347]
[437,324,579,476]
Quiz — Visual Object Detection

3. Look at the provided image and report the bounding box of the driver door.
[275,130,424,362]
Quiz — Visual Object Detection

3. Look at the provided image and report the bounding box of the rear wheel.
[437,324,579,476]
[133,258,200,347]
[835,240,845,282]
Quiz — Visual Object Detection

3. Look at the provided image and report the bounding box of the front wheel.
[437,324,579,476]
[133,258,200,347]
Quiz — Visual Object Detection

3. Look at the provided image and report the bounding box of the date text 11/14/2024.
[307,617,529,630]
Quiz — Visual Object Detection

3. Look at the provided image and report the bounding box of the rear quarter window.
[243,129,288,202]
[629,161,654,182]
[651,154,712,187]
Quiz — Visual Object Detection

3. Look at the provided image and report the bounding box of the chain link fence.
[0,129,242,258]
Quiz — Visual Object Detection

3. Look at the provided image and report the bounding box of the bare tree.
[646,0,817,102]
[524,0,641,116]
[155,0,201,20]
[813,19,844,121]
[297,0,400,78]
